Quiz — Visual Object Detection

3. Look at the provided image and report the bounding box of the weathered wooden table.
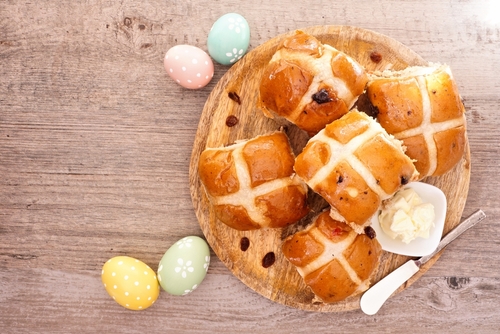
[1,0,499,332]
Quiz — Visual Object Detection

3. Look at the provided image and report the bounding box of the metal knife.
[360,209,486,315]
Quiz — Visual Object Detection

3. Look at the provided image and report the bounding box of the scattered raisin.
[332,227,343,236]
[240,237,250,251]
[312,89,333,104]
[262,252,276,268]
[368,103,379,118]
[225,115,239,127]
[228,91,241,104]
[123,17,132,27]
[401,176,409,185]
[364,226,377,239]
[355,94,379,118]
[337,175,344,184]
[370,51,382,63]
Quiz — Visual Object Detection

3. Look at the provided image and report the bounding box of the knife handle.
[360,260,420,315]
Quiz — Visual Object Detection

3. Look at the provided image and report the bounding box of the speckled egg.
[164,45,214,89]
[101,256,160,310]
[207,13,250,65]
[157,236,210,296]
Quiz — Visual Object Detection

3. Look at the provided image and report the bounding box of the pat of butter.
[379,188,435,244]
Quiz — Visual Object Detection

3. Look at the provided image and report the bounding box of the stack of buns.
[197,30,466,304]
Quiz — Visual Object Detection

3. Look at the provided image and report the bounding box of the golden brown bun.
[282,211,382,303]
[198,132,309,231]
[365,64,466,177]
[294,110,419,231]
[259,31,368,136]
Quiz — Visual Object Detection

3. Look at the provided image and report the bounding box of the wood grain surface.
[189,25,471,312]
[1,0,499,332]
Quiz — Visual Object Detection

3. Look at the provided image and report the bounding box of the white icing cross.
[272,44,363,121]
[206,139,304,228]
[390,73,466,176]
[292,221,371,293]
[306,118,393,201]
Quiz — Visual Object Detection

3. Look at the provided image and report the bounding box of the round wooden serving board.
[189,26,471,312]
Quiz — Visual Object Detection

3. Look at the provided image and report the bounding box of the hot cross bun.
[282,210,382,303]
[294,110,419,232]
[259,31,368,136]
[364,63,466,178]
[198,132,309,231]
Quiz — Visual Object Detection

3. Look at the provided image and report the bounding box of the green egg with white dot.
[207,13,250,65]
[157,236,210,296]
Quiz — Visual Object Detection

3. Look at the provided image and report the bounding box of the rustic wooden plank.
[0,268,499,333]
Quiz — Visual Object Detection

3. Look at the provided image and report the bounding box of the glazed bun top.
[259,31,368,136]
[282,211,382,303]
[198,131,309,231]
[364,63,466,177]
[294,110,419,232]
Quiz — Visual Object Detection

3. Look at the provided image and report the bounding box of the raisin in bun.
[364,63,466,178]
[294,110,419,233]
[198,132,309,231]
[282,211,382,303]
[259,31,368,136]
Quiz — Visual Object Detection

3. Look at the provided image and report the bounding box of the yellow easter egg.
[101,256,160,310]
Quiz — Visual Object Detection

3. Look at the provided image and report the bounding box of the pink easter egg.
[164,45,214,89]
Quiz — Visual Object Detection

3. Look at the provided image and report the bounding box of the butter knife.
[360,209,486,315]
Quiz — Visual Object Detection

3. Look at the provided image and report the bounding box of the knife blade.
[360,209,486,315]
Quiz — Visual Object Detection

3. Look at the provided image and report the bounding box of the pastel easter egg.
[207,13,250,65]
[164,45,214,89]
[101,256,160,310]
[157,236,210,296]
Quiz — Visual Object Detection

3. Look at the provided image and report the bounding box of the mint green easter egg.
[157,236,210,296]
[207,13,250,65]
